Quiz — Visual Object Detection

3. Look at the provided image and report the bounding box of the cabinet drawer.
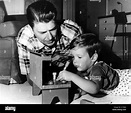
[99,24,123,39]
[125,24,131,32]
[99,17,114,25]
[99,24,115,38]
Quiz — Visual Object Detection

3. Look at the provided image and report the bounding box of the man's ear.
[91,53,98,62]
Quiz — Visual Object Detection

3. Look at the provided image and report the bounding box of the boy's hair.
[70,33,102,58]
[26,0,57,28]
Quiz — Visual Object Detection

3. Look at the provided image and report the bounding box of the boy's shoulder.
[92,61,113,74]
[93,61,107,68]
[95,61,111,68]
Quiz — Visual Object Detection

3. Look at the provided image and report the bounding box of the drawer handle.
[104,20,107,23]
[104,27,107,30]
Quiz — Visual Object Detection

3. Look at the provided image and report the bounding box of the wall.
[0,0,62,20]
[1,0,25,15]
[108,0,131,14]
[75,0,106,35]
[86,0,106,35]
[63,0,75,21]
[107,0,131,22]
[24,0,36,13]
[0,0,36,16]
[47,0,63,20]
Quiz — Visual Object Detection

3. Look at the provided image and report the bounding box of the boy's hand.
[56,70,72,82]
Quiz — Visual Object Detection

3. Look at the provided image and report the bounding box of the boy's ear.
[91,53,98,62]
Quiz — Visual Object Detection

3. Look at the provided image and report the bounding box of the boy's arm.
[57,70,100,95]
[70,72,100,94]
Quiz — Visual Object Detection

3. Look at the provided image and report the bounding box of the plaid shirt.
[16,20,82,76]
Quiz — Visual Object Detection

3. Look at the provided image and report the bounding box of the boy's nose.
[73,59,77,65]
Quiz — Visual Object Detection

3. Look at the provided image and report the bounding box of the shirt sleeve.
[16,25,34,75]
[17,26,34,51]
[60,20,82,47]
[17,42,30,75]
[88,66,105,89]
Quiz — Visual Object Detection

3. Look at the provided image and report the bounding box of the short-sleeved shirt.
[16,20,82,75]
[77,61,119,92]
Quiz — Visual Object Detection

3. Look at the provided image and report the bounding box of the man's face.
[33,20,57,47]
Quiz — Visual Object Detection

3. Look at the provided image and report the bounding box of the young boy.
[57,33,131,97]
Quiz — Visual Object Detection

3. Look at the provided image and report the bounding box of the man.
[16,0,82,84]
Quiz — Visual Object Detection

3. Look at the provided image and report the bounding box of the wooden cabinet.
[99,14,131,68]
[99,16,123,57]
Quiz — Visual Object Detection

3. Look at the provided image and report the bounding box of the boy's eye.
[78,56,82,59]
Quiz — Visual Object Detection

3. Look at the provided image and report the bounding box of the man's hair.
[70,33,102,58]
[26,0,57,28]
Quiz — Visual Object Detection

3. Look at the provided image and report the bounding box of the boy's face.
[33,20,57,47]
[71,46,93,72]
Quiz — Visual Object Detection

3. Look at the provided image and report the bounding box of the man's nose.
[46,31,52,40]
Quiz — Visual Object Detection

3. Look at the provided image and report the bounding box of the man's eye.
[40,31,46,34]
[50,26,57,31]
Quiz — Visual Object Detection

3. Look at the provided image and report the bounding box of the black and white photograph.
[0,0,131,112]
